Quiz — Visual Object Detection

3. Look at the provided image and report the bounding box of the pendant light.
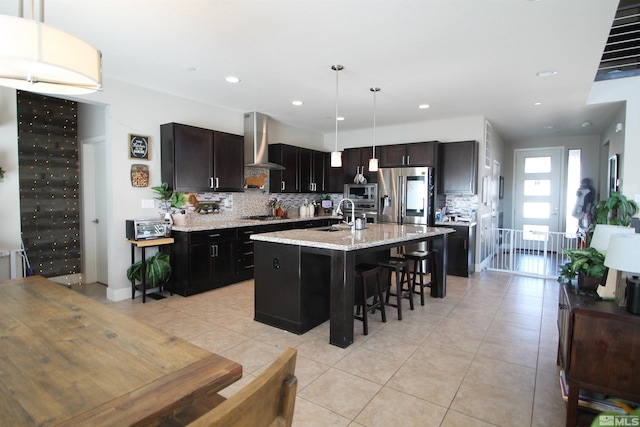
[330,64,344,168]
[368,87,380,172]
[0,0,102,95]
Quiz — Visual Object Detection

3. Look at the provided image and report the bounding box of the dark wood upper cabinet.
[212,131,244,192]
[299,148,325,193]
[378,141,438,167]
[442,140,478,195]
[343,147,376,184]
[269,144,299,193]
[161,123,244,192]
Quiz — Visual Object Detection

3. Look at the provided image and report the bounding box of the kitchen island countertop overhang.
[251,223,454,348]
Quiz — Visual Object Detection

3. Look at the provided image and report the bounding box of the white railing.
[482,228,580,279]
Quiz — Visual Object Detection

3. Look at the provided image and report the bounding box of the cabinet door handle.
[402,155,405,166]
[245,265,254,269]
[211,244,219,257]
[215,177,219,189]
[209,177,214,189]
[407,155,410,165]
[281,181,285,191]
[209,233,221,238]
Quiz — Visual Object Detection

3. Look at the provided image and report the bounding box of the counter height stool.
[404,250,437,306]
[354,263,386,335]
[378,257,414,320]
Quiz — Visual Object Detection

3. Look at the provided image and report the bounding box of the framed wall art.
[129,134,150,160]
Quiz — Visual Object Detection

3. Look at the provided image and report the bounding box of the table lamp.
[589,224,635,251]
[604,233,640,313]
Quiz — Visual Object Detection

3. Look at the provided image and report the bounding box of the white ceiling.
[2,0,624,141]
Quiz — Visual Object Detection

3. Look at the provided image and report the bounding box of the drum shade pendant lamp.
[368,87,380,172]
[0,0,102,95]
[330,64,344,168]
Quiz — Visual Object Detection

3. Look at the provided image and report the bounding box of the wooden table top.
[0,276,242,426]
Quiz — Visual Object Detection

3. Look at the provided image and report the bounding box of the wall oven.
[344,183,378,223]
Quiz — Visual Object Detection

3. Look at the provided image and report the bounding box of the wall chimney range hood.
[244,112,285,170]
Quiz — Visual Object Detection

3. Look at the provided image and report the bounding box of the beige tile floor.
[75,270,566,427]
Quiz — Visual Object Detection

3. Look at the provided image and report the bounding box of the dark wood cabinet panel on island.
[160,123,244,192]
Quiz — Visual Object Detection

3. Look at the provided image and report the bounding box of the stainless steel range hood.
[244,112,285,170]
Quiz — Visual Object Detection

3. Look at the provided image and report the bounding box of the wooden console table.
[0,276,242,426]
[557,283,640,427]
[128,237,174,303]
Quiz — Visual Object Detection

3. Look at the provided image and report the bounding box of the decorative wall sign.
[129,134,150,160]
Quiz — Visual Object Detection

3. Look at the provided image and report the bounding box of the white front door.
[514,147,564,236]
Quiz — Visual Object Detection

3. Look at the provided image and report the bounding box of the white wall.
[0,88,20,280]
[589,76,640,201]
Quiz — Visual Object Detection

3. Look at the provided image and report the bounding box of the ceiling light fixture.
[330,64,344,168]
[581,121,592,128]
[0,0,102,95]
[368,87,381,172]
[536,70,558,77]
[292,100,303,106]
[225,76,241,83]
[418,104,430,109]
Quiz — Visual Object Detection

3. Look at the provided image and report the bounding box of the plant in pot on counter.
[126,252,172,289]
[151,182,187,214]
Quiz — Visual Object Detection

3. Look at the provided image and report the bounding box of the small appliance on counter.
[126,219,172,240]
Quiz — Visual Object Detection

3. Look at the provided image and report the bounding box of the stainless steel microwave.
[126,219,172,240]
[344,183,378,211]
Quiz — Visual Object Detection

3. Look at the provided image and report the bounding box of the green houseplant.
[126,252,172,288]
[558,247,606,291]
[593,191,638,227]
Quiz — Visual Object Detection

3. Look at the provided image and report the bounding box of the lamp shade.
[589,224,635,252]
[330,151,342,167]
[604,233,640,274]
[368,157,378,172]
[0,15,102,95]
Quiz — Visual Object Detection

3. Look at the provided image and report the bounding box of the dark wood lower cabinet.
[557,284,640,427]
[168,219,336,296]
[445,224,475,277]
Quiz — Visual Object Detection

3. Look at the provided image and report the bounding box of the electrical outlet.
[141,199,155,209]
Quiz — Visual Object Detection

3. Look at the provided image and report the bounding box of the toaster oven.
[126,219,172,240]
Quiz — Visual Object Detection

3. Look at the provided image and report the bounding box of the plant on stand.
[558,247,606,292]
[151,182,187,219]
[126,252,172,291]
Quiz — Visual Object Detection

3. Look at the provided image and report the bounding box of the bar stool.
[404,250,437,305]
[354,263,386,335]
[378,257,414,320]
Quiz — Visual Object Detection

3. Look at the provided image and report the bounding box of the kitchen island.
[251,223,454,348]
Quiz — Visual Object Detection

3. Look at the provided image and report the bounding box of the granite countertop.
[171,215,342,232]
[436,220,477,227]
[251,223,455,251]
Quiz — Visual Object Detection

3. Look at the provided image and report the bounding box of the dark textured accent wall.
[17,91,80,278]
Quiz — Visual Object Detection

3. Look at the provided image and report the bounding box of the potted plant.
[558,247,606,292]
[593,191,638,227]
[151,181,188,222]
[126,252,172,289]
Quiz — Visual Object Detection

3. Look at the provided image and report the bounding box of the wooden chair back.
[187,348,297,427]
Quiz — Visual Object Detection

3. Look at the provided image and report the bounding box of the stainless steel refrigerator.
[377,167,435,226]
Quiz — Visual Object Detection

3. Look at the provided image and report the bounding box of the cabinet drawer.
[190,229,236,244]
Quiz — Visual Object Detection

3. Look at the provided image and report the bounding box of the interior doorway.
[81,137,108,285]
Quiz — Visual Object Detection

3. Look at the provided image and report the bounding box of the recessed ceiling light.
[187,67,197,72]
[292,100,303,106]
[534,102,542,106]
[337,116,345,121]
[225,76,241,83]
[544,125,554,129]
[537,70,558,77]
[418,104,430,109]
[581,121,592,128]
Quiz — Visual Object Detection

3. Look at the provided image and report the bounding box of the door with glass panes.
[514,148,564,236]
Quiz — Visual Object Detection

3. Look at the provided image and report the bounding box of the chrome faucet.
[335,198,355,227]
